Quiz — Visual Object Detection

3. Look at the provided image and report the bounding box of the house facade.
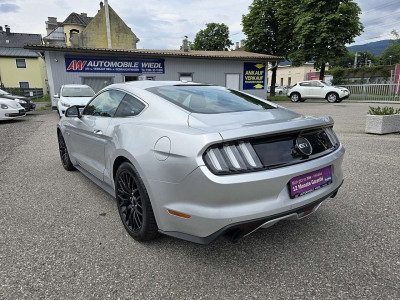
[0,25,47,96]
[44,2,139,49]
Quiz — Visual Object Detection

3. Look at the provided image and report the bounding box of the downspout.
[104,0,112,48]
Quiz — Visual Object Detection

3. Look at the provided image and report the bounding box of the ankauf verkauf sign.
[65,56,165,74]
[243,62,266,90]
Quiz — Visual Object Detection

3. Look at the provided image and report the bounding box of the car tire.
[115,162,158,242]
[290,93,301,102]
[335,98,343,103]
[279,91,283,95]
[299,98,306,102]
[327,92,338,103]
[57,131,76,171]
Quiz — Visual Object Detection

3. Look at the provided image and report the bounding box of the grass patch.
[33,94,50,103]
[36,102,51,112]
[266,96,290,101]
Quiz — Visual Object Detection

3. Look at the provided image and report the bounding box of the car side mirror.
[65,106,81,118]
[54,94,59,98]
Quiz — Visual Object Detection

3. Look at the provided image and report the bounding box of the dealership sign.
[243,63,266,90]
[65,56,165,74]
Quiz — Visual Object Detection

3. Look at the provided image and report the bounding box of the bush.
[368,106,400,115]
[33,94,50,102]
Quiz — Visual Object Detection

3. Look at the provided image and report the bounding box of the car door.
[308,81,325,98]
[102,93,147,187]
[66,89,125,180]
[299,82,312,97]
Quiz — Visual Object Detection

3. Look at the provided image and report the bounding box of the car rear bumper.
[150,144,345,243]
[159,180,343,244]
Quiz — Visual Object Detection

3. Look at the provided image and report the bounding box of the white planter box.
[365,114,400,134]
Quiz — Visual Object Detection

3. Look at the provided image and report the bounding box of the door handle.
[94,130,103,135]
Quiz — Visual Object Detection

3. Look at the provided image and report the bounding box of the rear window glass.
[146,85,275,114]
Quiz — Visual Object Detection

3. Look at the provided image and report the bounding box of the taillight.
[203,141,263,175]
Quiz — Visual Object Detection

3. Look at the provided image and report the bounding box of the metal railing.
[340,84,400,102]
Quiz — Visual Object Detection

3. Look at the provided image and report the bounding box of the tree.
[192,23,233,51]
[290,0,363,79]
[380,30,400,65]
[242,0,294,96]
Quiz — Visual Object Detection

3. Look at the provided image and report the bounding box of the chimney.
[100,1,104,9]
[182,37,189,52]
[0,26,3,33]
[81,13,87,18]
[235,42,239,50]
[5,25,10,35]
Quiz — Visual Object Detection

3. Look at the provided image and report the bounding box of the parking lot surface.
[1,102,399,299]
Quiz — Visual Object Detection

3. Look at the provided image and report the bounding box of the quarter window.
[82,90,125,117]
[16,59,26,68]
[114,94,146,117]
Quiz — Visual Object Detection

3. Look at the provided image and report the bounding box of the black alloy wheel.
[57,131,75,171]
[115,162,158,241]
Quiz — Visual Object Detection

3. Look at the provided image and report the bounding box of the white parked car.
[0,98,26,121]
[267,85,288,95]
[55,84,95,117]
[287,80,350,103]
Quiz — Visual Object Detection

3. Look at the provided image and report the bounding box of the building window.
[19,82,30,89]
[288,77,292,86]
[16,59,26,68]
[179,73,193,82]
[280,78,284,86]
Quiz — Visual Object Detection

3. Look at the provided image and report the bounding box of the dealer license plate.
[289,166,333,198]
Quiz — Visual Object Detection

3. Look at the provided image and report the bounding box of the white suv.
[287,80,350,103]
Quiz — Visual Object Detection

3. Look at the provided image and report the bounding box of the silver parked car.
[57,81,345,244]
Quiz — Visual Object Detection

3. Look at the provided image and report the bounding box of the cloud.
[0,3,19,13]
[353,0,400,44]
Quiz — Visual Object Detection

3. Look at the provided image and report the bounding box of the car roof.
[61,84,92,88]
[109,80,207,91]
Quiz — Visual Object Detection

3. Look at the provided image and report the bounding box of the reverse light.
[204,141,263,175]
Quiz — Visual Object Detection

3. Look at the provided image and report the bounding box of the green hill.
[347,40,392,56]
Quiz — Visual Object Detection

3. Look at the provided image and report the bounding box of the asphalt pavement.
[1,102,399,299]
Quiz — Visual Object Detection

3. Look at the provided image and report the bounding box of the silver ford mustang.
[57,81,345,244]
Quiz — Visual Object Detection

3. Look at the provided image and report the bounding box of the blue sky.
[0,0,399,49]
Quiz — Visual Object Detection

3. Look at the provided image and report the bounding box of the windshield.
[321,81,332,86]
[62,87,95,97]
[0,89,9,95]
[146,85,276,114]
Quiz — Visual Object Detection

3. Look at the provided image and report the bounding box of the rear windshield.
[146,85,275,114]
[62,87,95,97]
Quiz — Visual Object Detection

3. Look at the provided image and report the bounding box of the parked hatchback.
[57,81,344,244]
[55,84,95,117]
[287,80,350,103]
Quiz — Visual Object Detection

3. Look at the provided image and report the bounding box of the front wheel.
[290,93,301,102]
[299,98,306,102]
[327,92,338,103]
[115,162,158,242]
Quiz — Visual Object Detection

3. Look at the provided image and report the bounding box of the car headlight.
[60,100,71,107]
[325,127,340,146]
[1,104,8,109]
[15,99,27,104]
[204,141,264,175]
